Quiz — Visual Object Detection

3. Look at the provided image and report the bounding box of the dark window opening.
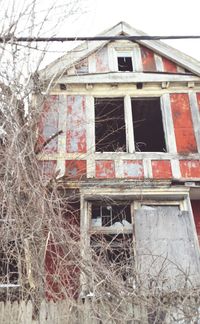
[131,98,166,152]
[95,98,126,152]
[91,203,131,228]
[0,241,19,285]
[117,57,133,72]
[90,234,133,281]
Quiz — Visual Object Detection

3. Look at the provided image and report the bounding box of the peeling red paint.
[152,160,172,179]
[95,47,109,72]
[65,160,86,179]
[191,200,200,245]
[123,160,144,179]
[66,96,87,153]
[45,203,80,300]
[96,160,115,178]
[170,94,197,153]
[140,45,156,71]
[38,96,59,153]
[162,57,177,73]
[180,160,200,178]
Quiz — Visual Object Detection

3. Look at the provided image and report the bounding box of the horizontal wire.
[1,35,200,42]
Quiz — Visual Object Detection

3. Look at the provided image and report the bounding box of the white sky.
[73,0,200,61]
[1,0,200,72]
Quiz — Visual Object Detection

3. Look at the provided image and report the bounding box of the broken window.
[131,98,166,152]
[95,98,126,152]
[91,203,132,229]
[89,201,134,284]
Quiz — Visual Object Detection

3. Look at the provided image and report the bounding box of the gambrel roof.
[40,21,200,82]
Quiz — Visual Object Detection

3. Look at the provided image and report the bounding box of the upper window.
[95,98,126,152]
[94,97,166,153]
[132,98,166,152]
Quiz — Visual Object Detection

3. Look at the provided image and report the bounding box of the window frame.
[93,94,170,154]
[116,51,134,72]
[80,189,193,296]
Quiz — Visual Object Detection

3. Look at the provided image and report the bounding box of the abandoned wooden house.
[37,21,200,301]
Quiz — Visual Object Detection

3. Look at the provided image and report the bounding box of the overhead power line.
[1,35,200,42]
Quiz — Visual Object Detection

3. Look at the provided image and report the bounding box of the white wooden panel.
[189,92,200,153]
[161,93,177,153]
[86,96,95,154]
[124,95,135,153]
[154,54,164,72]
[171,159,181,179]
[133,44,143,72]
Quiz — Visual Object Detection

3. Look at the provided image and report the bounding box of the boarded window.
[132,98,166,152]
[135,205,200,289]
[95,98,126,152]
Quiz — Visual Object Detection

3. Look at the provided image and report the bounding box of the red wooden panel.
[96,160,115,178]
[65,160,86,179]
[162,57,177,73]
[151,160,172,179]
[180,160,200,178]
[66,96,87,153]
[140,45,156,71]
[45,203,80,300]
[95,47,109,72]
[38,96,59,153]
[170,94,197,153]
[123,160,144,179]
[191,200,200,245]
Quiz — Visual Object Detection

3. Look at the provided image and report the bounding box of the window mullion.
[124,95,135,153]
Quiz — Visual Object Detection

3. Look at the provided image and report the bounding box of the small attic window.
[117,51,133,72]
[118,57,133,72]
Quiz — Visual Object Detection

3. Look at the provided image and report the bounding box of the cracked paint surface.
[123,160,144,178]
[95,47,109,72]
[170,93,197,153]
[96,160,115,178]
[152,160,172,179]
[140,45,156,72]
[65,160,86,179]
[180,160,200,178]
[162,57,177,73]
[38,96,59,153]
[66,96,87,153]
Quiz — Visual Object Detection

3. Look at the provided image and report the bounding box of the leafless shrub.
[0,2,199,323]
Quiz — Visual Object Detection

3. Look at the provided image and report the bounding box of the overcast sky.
[1,0,200,71]
[73,0,200,61]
